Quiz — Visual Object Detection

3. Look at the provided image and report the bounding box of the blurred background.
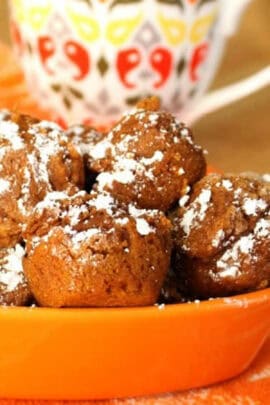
[0,0,269,173]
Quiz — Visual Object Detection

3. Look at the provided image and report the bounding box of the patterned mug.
[8,0,270,128]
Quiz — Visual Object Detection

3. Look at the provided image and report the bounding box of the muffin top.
[90,96,203,175]
[24,189,171,257]
[87,97,206,210]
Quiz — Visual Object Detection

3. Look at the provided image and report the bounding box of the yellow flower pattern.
[190,13,216,44]
[66,7,101,43]
[105,13,143,46]
[12,0,52,31]
[157,12,186,46]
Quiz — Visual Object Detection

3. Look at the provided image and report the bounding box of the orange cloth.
[0,43,51,120]
[0,42,269,405]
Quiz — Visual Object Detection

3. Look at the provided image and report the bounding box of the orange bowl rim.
[1,287,269,319]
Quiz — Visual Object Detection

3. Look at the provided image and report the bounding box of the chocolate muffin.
[23,190,172,307]
[0,109,84,247]
[173,174,270,298]
[0,244,31,306]
[88,97,206,211]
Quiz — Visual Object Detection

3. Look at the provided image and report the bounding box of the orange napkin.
[0,41,269,404]
[0,42,51,120]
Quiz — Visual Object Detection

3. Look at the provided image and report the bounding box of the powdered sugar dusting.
[216,234,255,278]
[29,189,159,254]
[35,191,70,213]
[243,198,267,216]
[88,193,115,215]
[17,167,31,216]
[128,204,156,236]
[92,105,202,198]
[71,228,100,247]
[135,218,153,236]
[178,167,185,175]
[179,195,190,207]
[180,189,212,236]
[0,120,24,150]
[0,244,25,292]
[215,213,270,280]
[65,125,103,157]
[89,140,112,160]
[221,179,233,191]
[140,151,163,166]
[254,216,270,237]
[212,229,225,248]
[28,122,65,185]
[0,178,10,194]
[0,112,80,222]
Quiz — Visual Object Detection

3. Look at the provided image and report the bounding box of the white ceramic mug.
[8,0,270,128]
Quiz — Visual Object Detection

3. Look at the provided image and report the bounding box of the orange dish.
[0,288,269,400]
[0,42,269,401]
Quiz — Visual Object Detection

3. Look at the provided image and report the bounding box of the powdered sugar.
[216,232,258,279]
[179,195,190,208]
[128,204,156,236]
[89,140,111,160]
[88,193,115,215]
[0,244,25,292]
[0,112,80,223]
[221,179,233,191]
[140,151,163,166]
[0,178,10,194]
[243,198,267,216]
[0,120,24,150]
[17,167,31,216]
[178,167,185,175]
[180,189,212,236]
[71,228,100,247]
[35,191,70,213]
[212,229,225,248]
[254,216,270,237]
[92,106,201,199]
[28,122,64,185]
[65,125,103,157]
[29,188,159,254]
[135,218,153,236]
[148,113,159,124]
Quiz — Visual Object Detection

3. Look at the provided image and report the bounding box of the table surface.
[0,0,269,173]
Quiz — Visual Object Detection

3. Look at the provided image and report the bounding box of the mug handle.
[183,0,270,125]
[186,66,270,124]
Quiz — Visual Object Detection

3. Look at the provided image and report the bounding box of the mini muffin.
[23,190,172,307]
[0,244,31,306]
[0,110,84,247]
[65,124,106,191]
[88,97,206,211]
[173,174,270,298]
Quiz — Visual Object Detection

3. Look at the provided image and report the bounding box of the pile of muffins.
[0,97,269,307]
